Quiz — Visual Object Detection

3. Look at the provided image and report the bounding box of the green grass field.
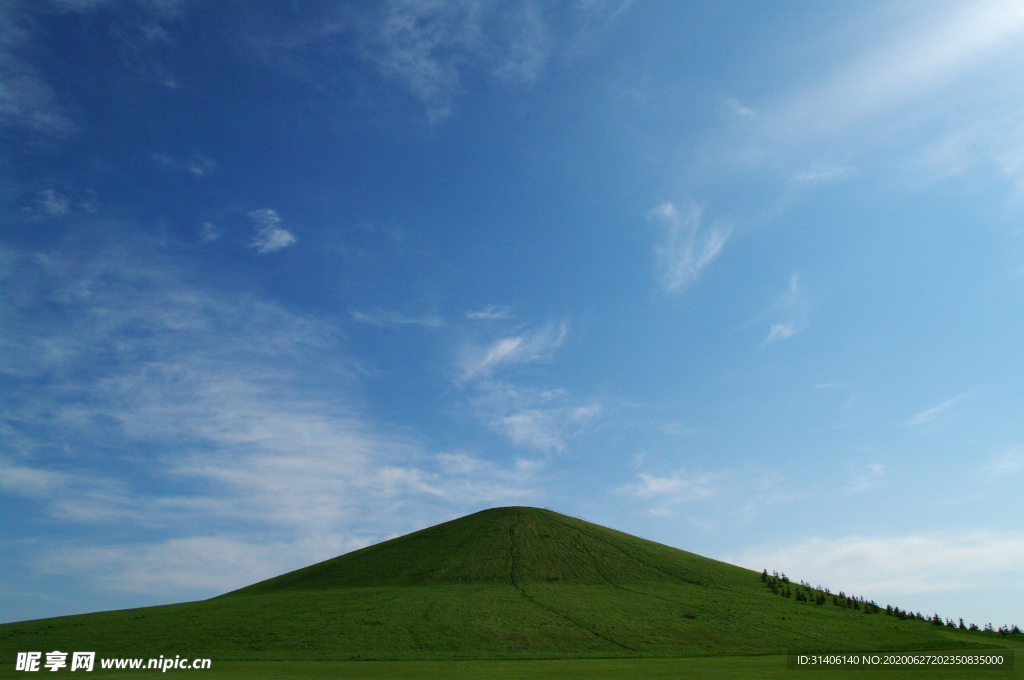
[3,507,1021,678]
[0,652,1020,680]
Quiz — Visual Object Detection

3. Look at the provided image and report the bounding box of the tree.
[761,569,768,582]
[959,618,965,629]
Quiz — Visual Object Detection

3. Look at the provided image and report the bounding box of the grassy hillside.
[1,507,1015,661]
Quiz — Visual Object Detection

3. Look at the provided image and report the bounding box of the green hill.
[0,507,1008,661]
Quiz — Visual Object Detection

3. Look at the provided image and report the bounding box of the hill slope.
[0,507,1008,660]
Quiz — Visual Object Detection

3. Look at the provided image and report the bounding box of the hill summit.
[227,506,716,593]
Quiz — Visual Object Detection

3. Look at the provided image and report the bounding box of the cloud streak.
[651,202,730,294]
[905,391,972,426]
[734,531,1024,598]
[0,234,539,602]
[459,320,567,380]
[762,274,811,346]
[350,309,443,328]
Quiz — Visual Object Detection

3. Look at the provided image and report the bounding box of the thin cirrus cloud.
[762,274,811,346]
[363,0,628,122]
[368,0,551,123]
[0,58,76,136]
[349,309,443,328]
[248,209,296,253]
[467,304,512,320]
[905,390,973,426]
[459,320,568,381]
[733,531,1024,601]
[619,465,793,526]
[0,235,540,600]
[651,201,731,294]
[456,320,600,453]
[741,0,1024,172]
[469,382,601,453]
[37,189,70,216]
[982,447,1023,478]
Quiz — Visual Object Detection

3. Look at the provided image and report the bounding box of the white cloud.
[983,446,1023,478]
[905,390,972,426]
[767,1,1024,144]
[38,189,69,216]
[349,309,443,328]
[733,531,1024,599]
[0,60,75,136]
[459,320,567,380]
[468,381,599,453]
[619,464,794,527]
[762,273,811,345]
[187,155,216,177]
[455,318,598,452]
[764,323,794,343]
[154,153,216,177]
[0,459,68,497]
[726,97,756,118]
[623,468,720,502]
[466,304,512,320]
[651,201,730,294]
[363,0,625,122]
[248,209,297,253]
[1,235,541,598]
[844,462,886,495]
[792,163,856,183]
[200,222,219,242]
[36,535,370,595]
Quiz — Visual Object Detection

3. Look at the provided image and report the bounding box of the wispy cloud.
[651,202,731,294]
[467,304,512,320]
[762,273,811,346]
[619,465,792,524]
[1,234,540,599]
[153,153,215,177]
[0,9,76,139]
[200,222,220,242]
[361,0,626,122]
[37,189,69,216]
[983,446,1023,478]
[845,463,886,496]
[455,318,599,452]
[469,381,600,453]
[905,391,972,426]
[622,467,721,503]
[367,0,552,122]
[0,70,75,136]
[766,1,1024,144]
[792,163,856,183]
[350,309,443,328]
[248,209,296,253]
[733,530,1024,598]
[459,320,567,380]
[726,97,756,118]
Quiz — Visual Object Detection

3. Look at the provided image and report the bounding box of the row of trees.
[760,570,1021,635]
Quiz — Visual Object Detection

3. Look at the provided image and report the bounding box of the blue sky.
[2,0,1023,629]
